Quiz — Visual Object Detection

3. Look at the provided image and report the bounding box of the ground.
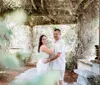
[0,65,78,85]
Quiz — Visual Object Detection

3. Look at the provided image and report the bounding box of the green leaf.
[0,21,9,36]
[0,53,20,69]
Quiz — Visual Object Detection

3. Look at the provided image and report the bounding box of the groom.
[44,28,65,85]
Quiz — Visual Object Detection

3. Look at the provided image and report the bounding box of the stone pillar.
[75,0,99,59]
[0,0,3,13]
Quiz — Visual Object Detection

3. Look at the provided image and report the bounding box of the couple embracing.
[37,28,66,85]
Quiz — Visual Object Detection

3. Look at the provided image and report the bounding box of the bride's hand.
[51,48,54,53]
[51,48,54,51]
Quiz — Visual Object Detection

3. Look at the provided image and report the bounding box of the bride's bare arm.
[40,45,53,55]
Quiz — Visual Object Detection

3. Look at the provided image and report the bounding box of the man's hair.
[54,28,61,32]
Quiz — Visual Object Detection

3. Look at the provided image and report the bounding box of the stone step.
[64,82,80,85]
[74,69,96,78]
[74,69,99,85]
[77,59,92,72]
[92,62,100,75]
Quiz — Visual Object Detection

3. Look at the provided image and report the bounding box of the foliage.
[16,51,30,65]
[0,21,20,69]
[5,9,27,25]
[10,71,60,85]
[0,21,18,79]
[65,51,77,71]
[0,52,20,69]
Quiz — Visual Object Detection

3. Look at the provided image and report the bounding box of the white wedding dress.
[37,50,50,75]
[9,50,50,85]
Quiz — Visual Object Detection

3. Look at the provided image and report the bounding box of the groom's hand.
[43,59,51,64]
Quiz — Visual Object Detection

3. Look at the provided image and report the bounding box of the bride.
[37,35,54,75]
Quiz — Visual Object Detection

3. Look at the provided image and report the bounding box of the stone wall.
[9,25,31,54]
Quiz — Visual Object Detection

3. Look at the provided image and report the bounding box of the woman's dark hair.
[38,35,46,52]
